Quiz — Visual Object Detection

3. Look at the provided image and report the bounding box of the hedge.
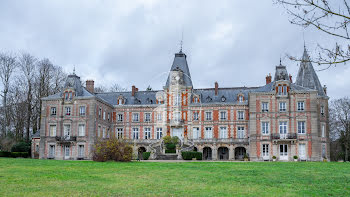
[11,142,30,152]
[165,149,176,154]
[11,152,29,158]
[142,152,151,160]
[182,151,202,160]
[0,151,11,157]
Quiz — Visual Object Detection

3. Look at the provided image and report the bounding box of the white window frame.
[321,106,325,116]
[297,121,306,134]
[205,112,212,121]
[133,128,139,139]
[51,107,57,116]
[238,111,244,120]
[262,102,269,112]
[239,95,243,102]
[132,113,139,122]
[156,128,163,139]
[49,125,56,137]
[157,113,162,121]
[219,127,227,139]
[193,112,199,121]
[261,122,269,135]
[102,127,106,138]
[145,113,151,122]
[322,124,325,137]
[78,124,85,136]
[279,121,288,134]
[78,145,84,158]
[116,128,123,139]
[65,107,71,116]
[297,101,305,111]
[205,127,213,139]
[117,114,123,122]
[279,102,286,112]
[49,145,55,158]
[144,128,151,139]
[63,124,71,138]
[237,127,245,138]
[262,144,269,157]
[193,127,200,139]
[103,111,106,120]
[79,106,86,116]
[220,111,227,120]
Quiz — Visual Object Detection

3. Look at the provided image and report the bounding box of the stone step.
[156,154,178,160]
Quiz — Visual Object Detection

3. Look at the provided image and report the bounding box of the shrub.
[0,151,11,157]
[272,156,277,159]
[163,136,172,144]
[10,152,29,158]
[293,155,298,159]
[11,142,30,153]
[142,152,151,160]
[182,151,202,160]
[165,149,176,154]
[92,137,132,162]
[165,143,176,150]
[163,136,179,145]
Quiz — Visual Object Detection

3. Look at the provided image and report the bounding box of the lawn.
[0,158,349,197]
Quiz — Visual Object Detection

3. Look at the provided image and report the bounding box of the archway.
[138,147,146,160]
[218,147,229,160]
[203,147,212,160]
[193,147,198,152]
[235,147,246,160]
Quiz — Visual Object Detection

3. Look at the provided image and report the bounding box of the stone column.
[229,145,235,160]
[212,145,217,161]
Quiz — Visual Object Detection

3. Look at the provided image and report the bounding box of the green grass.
[0,158,349,196]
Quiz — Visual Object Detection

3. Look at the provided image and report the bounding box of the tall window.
[205,127,212,139]
[239,95,244,102]
[156,128,163,139]
[69,92,73,100]
[237,127,245,138]
[102,127,106,138]
[322,144,326,158]
[98,108,101,118]
[49,145,55,158]
[103,111,106,120]
[297,101,305,111]
[78,124,85,136]
[117,114,123,122]
[49,125,56,137]
[279,121,287,134]
[157,113,162,121]
[193,112,199,121]
[298,121,305,134]
[174,112,181,121]
[133,128,139,139]
[78,145,84,158]
[282,86,287,95]
[132,113,139,122]
[65,107,71,116]
[145,113,151,122]
[205,112,212,121]
[322,124,325,137]
[262,102,269,112]
[116,128,123,139]
[261,122,269,135]
[63,124,70,138]
[51,107,57,116]
[108,113,110,121]
[219,127,227,138]
[238,111,244,120]
[321,106,325,116]
[79,106,86,116]
[278,86,283,95]
[98,126,101,137]
[144,128,151,139]
[279,102,286,112]
[118,98,124,105]
[193,127,199,139]
[262,144,269,157]
[174,94,181,106]
[220,111,226,120]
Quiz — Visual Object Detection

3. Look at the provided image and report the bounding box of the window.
[78,124,85,136]
[282,86,287,95]
[219,127,227,138]
[298,121,305,134]
[79,106,86,116]
[103,111,106,120]
[238,111,244,120]
[117,114,123,122]
[133,128,139,139]
[278,86,283,95]
[237,127,245,138]
[261,122,269,135]
[78,145,84,158]
[144,128,151,139]
[69,92,73,100]
[239,95,243,102]
[206,112,212,121]
[157,113,162,121]
[262,102,269,112]
[145,113,151,122]
[63,125,70,138]
[118,98,124,105]
[174,94,181,106]
[49,125,56,137]
[205,127,212,139]
[98,108,101,118]
[102,127,106,138]
[279,121,287,134]
[193,127,199,139]
[98,126,101,137]
[50,107,57,116]
[321,106,325,116]
[220,111,226,120]
[193,112,199,121]
[65,92,69,100]
[322,124,325,137]
[194,97,199,103]
[297,101,305,111]
[65,107,71,116]
[108,113,110,121]
[65,146,70,157]
[279,102,286,112]
[132,113,139,122]
[262,144,269,157]
[322,144,326,158]
[174,112,181,121]
[49,145,55,158]
[116,128,123,139]
[156,128,163,139]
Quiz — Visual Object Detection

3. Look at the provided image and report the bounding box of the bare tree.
[274,0,350,68]
[0,53,17,137]
[109,83,128,92]
[329,97,350,161]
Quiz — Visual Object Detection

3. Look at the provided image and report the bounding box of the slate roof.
[95,91,158,106]
[165,51,193,87]
[295,47,326,97]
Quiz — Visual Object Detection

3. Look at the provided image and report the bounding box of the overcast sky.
[0,0,349,99]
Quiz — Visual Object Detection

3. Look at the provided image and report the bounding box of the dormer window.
[206,96,212,102]
[118,98,124,105]
[239,95,244,102]
[277,84,288,96]
[64,91,73,101]
[193,96,199,103]
[65,107,71,116]
[221,96,226,102]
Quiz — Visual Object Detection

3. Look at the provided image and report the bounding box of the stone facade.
[36,48,330,161]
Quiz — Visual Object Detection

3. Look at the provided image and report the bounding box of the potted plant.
[293,155,298,162]
[323,157,328,162]
[272,156,277,161]
[243,153,249,161]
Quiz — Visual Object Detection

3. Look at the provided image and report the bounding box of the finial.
[180,30,183,53]
[73,66,76,75]
[280,56,282,65]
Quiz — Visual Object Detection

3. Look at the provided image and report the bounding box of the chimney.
[132,85,136,96]
[323,85,327,95]
[289,74,293,83]
[86,80,94,93]
[266,74,272,85]
[215,82,219,96]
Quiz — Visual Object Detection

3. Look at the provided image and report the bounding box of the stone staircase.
[155,154,178,160]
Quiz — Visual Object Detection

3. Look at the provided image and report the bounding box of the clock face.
[175,76,180,81]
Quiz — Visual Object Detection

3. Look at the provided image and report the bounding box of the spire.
[295,46,326,96]
[274,59,289,81]
[180,30,183,53]
[165,50,193,88]
[73,66,76,75]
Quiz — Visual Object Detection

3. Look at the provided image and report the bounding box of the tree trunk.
[26,84,32,142]
[2,90,7,137]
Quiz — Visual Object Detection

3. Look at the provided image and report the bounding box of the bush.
[163,136,179,144]
[10,152,29,158]
[293,155,298,159]
[0,151,11,157]
[165,143,176,150]
[165,149,176,154]
[142,152,151,160]
[182,151,202,160]
[92,137,132,162]
[272,156,277,159]
[11,142,30,153]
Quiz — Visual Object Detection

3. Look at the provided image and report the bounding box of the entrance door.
[172,128,183,140]
[299,144,306,160]
[279,144,288,160]
[64,146,70,159]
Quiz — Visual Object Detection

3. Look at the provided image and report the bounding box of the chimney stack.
[266,74,272,85]
[86,80,95,93]
[323,85,327,95]
[289,74,293,83]
[132,85,138,96]
[215,82,219,96]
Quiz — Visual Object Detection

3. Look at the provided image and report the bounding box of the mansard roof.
[253,81,316,93]
[165,51,193,87]
[274,62,289,81]
[295,48,326,97]
[192,87,258,104]
[95,91,157,106]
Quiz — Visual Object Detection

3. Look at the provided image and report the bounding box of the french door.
[279,144,288,160]
[172,128,183,140]
[64,146,70,159]
[299,144,306,160]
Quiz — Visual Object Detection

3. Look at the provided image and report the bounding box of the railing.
[55,136,77,142]
[168,119,184,126]
[271,133,297,140]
